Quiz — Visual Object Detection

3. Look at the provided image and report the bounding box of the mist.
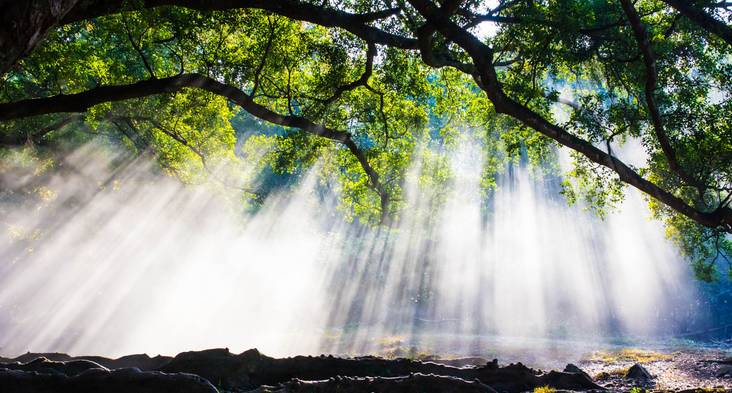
[0,140,708,364]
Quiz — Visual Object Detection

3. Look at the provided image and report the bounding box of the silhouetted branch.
[0,74,389,219]
[620,0,706,195]
[661,0,732,46]
[406,0,732,232]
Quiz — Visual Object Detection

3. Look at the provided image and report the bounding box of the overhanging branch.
[60,0,418,50]
[406,0,732,233]
[0,74,389,219]
[620,0,706,194]
[661,0,732,46]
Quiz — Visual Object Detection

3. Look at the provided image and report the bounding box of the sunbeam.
[0,140,708,367]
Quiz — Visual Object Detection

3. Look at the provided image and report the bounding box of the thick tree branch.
[0,0,417,77]
[123,21,156,79]
[0,74,389,219]
[661,0,732,46]
[620,0,705,194]
[321,42,377,107]
[407,0,732,232]
[0,0,80,75]
[60,0,418,50]
[415,21,475,74]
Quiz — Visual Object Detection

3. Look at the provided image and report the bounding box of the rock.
[624,363,653,380]
[1,349,603,392]
[7,352,173,371]
[0,356,107,376]
[159,348,602,392]
[717,365,732,378]
[594,371,611,381]
[563,363,592,380]
[0,367,218,393]
[158,348,254,388]
[429,357,490,368]
[89,353,173,370]
[542,370,599,391]
[251,373,498,393]
[12,352,75,363]
[710,357,732,365]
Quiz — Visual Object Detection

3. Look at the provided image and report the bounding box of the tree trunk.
[0,0,80,75]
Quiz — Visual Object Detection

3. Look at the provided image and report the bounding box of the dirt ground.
[575,347,732,391]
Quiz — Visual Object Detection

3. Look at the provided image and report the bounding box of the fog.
[0,140,706,364]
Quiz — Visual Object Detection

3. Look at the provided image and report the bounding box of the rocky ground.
[0,347,730,392]
[576,347,732,392]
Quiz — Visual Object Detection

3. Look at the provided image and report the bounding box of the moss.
[594,367,629,380]
[533,386,556,393]
[586,348,672,363]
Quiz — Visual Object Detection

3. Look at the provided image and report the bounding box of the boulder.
[542,369,599,391]
[251,373,498,393]
[1,349,604,392]
[624,363,653,380]
[0,366,218,393]
[0,357,107,376]
[429,357,491,368]
[7,352,173,371]
[716,365,732,378]
[12,352,74,363]
[87,353,173,370]
[563,363,592,381]
[159,349,602,392]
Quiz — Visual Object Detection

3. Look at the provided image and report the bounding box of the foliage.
[533,386,556,393]
[1,0,731,278]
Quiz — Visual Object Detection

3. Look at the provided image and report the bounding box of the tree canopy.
[1,0,731,279]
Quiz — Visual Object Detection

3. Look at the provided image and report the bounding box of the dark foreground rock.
[2,348,603,392]
[564,363,593,381]
[0,367,217,393]
[430,357,491,368]
[625,363,653,380]
[157,348,602,392]
[0,356,107,376]
[718,365,732,378]
[250,373,499,392]
[11,352,172,371]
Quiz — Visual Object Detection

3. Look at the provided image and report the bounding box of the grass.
[379,346,436,361]
[594,367,629,380]
[375,335,437,361]
[533,386,556,393]
[586,348,672,363]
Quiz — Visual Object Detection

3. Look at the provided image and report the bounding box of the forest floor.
[339,333,732,390]
[367,343,732,391]
[573,347,732,391]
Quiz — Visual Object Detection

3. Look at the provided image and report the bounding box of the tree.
[1,0,731,278]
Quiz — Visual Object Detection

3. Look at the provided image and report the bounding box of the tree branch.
[406,0,732,232]
[620,0,705,194]
[321,42,377,107]
[60,0,418,50]
[661,0,732,46]
[0,74,389,219]
[0,0,80,75]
